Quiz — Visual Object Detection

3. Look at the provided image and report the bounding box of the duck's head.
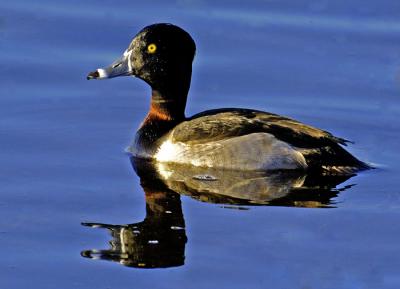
[87,23,196,94]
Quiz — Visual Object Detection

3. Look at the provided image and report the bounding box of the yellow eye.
[147,43,157,54]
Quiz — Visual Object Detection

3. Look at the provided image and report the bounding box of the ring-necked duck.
[88,23,370,173]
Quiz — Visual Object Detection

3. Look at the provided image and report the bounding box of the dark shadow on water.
[81,157,356,269]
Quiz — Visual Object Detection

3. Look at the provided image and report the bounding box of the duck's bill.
[87,52,133,80]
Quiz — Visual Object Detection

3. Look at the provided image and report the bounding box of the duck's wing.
[171,108,368,172]
[173,108,348,146]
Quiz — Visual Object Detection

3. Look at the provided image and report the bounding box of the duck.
[87,23,370,173]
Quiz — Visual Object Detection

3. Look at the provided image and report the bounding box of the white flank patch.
[154,139,186,162]
[153,133,308,170]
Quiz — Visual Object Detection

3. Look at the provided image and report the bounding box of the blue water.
[1,1,400,288]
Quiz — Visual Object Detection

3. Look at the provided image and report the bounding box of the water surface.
[1,1,400,288]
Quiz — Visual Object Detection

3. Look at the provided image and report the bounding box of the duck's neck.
[146,65,192,122]
[147,89,187,122]
[135,72,191,153]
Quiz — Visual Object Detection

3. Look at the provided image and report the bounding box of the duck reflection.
[82,157,356,268]
[81,165,186,268]
[151,160,354,208]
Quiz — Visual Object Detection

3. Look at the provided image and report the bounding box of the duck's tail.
[300,144,373,175]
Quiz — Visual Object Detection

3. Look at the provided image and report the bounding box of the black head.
[87,23,196,93]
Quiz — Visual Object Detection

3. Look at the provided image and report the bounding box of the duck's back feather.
[173,108,347,146]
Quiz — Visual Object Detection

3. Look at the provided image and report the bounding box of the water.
[1,0,400,288]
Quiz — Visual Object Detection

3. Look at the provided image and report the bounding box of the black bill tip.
[87,70,99,80]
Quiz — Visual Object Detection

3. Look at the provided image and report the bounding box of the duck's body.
[88,23,370,173]
[130,108,367,173]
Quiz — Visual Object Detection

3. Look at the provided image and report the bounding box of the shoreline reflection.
[82,158,356,268]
